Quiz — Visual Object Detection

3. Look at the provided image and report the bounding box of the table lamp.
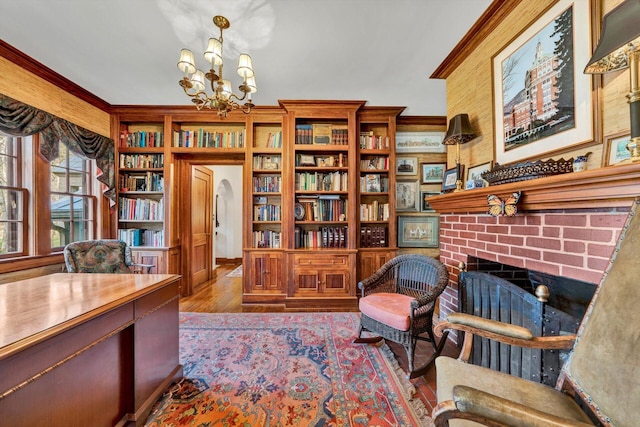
[584,0,640,162]
[442,113,477,191]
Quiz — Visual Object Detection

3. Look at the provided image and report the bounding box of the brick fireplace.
[427,163,640,323]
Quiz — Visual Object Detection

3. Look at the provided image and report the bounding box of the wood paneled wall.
[440,0,628,171]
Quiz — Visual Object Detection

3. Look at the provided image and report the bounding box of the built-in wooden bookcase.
[278,100,364,309]
[356,107,405,281]
[116,121,167,273]
[243,111,286,303]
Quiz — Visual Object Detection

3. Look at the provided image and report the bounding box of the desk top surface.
[0,273,180,358]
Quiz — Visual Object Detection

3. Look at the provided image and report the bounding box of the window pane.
[51,220,69,248]
[0,134,18,186]
[0,189,22,254]
[50,165,68,192]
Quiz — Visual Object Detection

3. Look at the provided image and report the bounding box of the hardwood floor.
[178,263,459,415]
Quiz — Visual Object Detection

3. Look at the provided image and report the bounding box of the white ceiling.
[0,0,491,116]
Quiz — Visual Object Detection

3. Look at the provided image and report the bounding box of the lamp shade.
[442,113,477,145]
[584,0,640,74]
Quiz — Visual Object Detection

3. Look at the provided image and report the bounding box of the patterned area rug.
[225,264,243,277]
[145,312,433,426]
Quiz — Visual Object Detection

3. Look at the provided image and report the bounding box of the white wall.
[209,165,243,261]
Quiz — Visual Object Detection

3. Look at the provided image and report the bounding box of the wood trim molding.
[427,163,640,213]
[0,40,111,112]
[430,0,523,80]
[397,115,447,126]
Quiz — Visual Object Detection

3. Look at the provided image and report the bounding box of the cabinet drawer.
[294,254,349,267]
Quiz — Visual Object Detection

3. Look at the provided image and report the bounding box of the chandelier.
[177,15,256,117]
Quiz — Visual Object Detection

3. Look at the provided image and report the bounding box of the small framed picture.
[396,131,446,153]
[398,215,439,248]
[442,167,462,192]
[421,162,446,184]
[396,157,418,175]
[603,131,631,166]
[421,191,439,212]
[395,179,419,211]
[466,161,493,181]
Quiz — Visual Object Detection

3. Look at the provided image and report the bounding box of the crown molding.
[430,0,523,80]
[0,40,111,112]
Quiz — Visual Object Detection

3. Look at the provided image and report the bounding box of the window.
[50,144,95,249]
[0,133,26,257]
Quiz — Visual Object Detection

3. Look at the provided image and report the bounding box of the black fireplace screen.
[459,258,597,386]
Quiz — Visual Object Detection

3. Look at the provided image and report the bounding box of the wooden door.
[191,166,213,287]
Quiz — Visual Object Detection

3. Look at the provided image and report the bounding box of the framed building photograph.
[441,167,461,192]
[396,157,418,175]
[492,0,596,165]
[421,191,439,212]
[398,215,439,248]
[421,162,446,184]
[395,179,419,211]
[603,132,631,166]
[466,161,493,181]
[395,131,446,153]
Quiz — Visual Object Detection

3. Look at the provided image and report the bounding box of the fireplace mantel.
[427,163,640,214]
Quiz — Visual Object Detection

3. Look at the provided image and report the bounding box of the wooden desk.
[0,273,183,427]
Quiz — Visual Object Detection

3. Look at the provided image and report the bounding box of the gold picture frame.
[603,131,631,166]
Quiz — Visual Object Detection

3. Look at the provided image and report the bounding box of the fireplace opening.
[462,256,598,386]
[466,256,597,321]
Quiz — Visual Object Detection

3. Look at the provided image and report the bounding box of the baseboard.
[215,257,242,265]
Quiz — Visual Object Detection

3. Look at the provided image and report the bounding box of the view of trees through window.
[50,144,94,249]
[0,133,23,256]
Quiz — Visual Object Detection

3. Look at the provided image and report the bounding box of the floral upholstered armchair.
[64,239,153,273]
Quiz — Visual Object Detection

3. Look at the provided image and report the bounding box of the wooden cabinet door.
[247,252,283,293]
[132,249,166,274]
[358,250,396,283]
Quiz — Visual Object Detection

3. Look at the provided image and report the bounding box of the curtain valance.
[0,93,115,201]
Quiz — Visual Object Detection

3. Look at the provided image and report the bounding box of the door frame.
[177,156,245,296]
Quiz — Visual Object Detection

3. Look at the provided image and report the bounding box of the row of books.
[172,129,245,148]
[294,124,349,145]
[295,153,347,167]
[359,202,390,221]
[297,196,347,222]
[118,228,164,247]
[360,174,389,192]
[119,172,163,192]
[118,197,164,221]
[294,226,348,249]
[253,175,281,192]
[119,130,164,148]
[253,204,281,221]
[263,131,283,148]
[360,226,387,248]
[119,154,163,169]
[253,230,281,248]
[359,131,390,150]
[295,171,348,191]
[253,155,282,170]
[360,157,389,170]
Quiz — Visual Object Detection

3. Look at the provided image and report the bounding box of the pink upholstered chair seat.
[359,293,415,331]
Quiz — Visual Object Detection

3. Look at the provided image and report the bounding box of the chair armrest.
[432,385,594,427]
[434,313,575,355]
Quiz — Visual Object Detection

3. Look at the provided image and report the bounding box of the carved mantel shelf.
[427,163,640,214]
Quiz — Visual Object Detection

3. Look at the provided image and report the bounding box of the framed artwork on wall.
[396,157,418,175]
[395,131,446,153]
[492,0,597,165]
[466,161,493,181]
[441,167,461,192]
[395,179,419,211]
[398,215,439,248]
[420,162,446,184]
[603,131,631,166]
[421,191,439,212]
